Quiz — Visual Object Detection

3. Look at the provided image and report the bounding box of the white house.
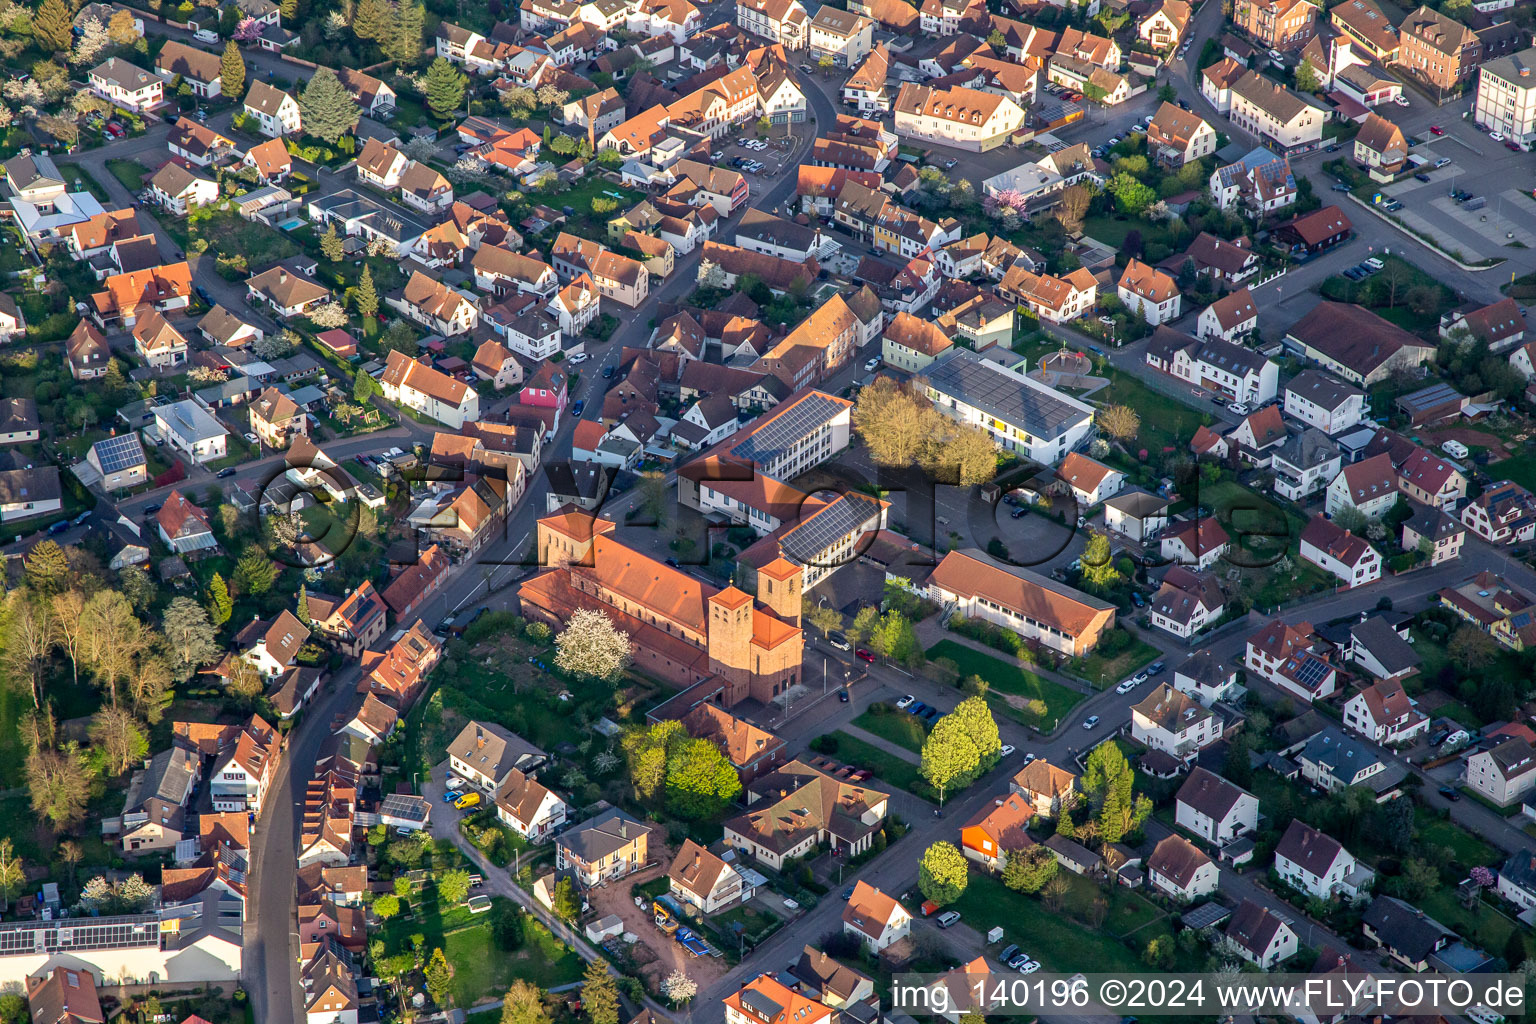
[1299,514,1382,588]
[88,57,163,112]
[841,881,911,951]
[1131,683,1222,758]
[1467,738,1536,807]
[1173,649,1239,706]
[379,350,481,429]
[669,840,749,914]
[1146,834,1218,901]
[243,80,303,136]
[237,610,310,680]
[1145,329,1278,406]
[1160,517,1229,570]
[1245,619,1339,703]
[492,767,567,842]
[1271,429,1342,502]
[154,399,228,464]
[1057,452,1124,507]
[1225,900,1298,968]
[1496,850,1536,913]
[1283,370,1367,435]
[1197,288,1259,342]
[1175,767,1258,846]
[1274,820,1371,900]
[148,162,218,215]
[1148,567,1224,640]
[1343,679,1429,746]
[447,720,545,793]
[1102,489,1170,543]
[1118,259,1182,325]
[1325,452,1399,520]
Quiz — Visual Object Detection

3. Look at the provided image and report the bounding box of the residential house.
[1299,514,1382,588]
[236,610,310,679]
[725,761,889,867]
[1197,288,1259,342]
[1354,112,1408,179]
[1344,676,1428,744]
[1398,5,1481,92]
[1102,489,1170,542]
[153,399,228,464]
[1447,296,1526,352]
[1467,737,1536,806]
[1160,517,1230,570]
[1144,328,1278,403]
[66,320,111,380]
[304,582,388,658]
[380,350,480,429]
[1147,834,1218,900]
[493,768,567,842]
[1475,46,1536,149]
[1010,759,1078,818]
[242,138,293,183]
[115,744,200,852]
[1271,429,1341,501]
[243,80,303,136]
[669,839,747,913]
[1284,369,1366,434]
[247,264,329,318]
[1148,566,1224,639]
[132,311,189,370]
[391,271,480,337]
[1297,728,1398,795]
[86,433,147,491]
[0,398,38,445]
[447,720,546,792]
[842,881,911,952]
[1401,500,1465,565]
[959,791,1035,872]
[555,807,655,885]
[1224,900,1298,968]
[1326,452,1399,519]
[1246,619,1338,702]
[892,82,1026,153]
[0,464,62,523]
[1235,0,1316,49]
[1175,766,1258,845]
[155,40,223,98]
[922,348,1095,465]
[1118,258,1181,325]
[88,57,163,112]
[1147,101,1216,166]
[1173,649,1239,706]
[1131,683,1222,758]
[248,387,306,449]
[1461,480,1536,545]
[1276,819,1372,900]
[356,138,409,190]
[156,490,218,556]
[808,6,873,67]
[1362,895,1455,971]
[1057,452,1125,507]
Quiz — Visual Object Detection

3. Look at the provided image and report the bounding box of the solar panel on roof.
[780,493,879,564]
[925,350,1092,440]
[729,392,843,468]
[93,433,146,474]
[1290,655,1331,690]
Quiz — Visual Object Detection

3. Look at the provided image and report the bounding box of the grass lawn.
[1418,887,1518,957]
[950,873,1175,973]
[828,731,931,799]
[107,158,146,192]
[1414,808,1498,870]
[1067,635,1160,689]
[1317,255,1456,333]
[1096,371,1212,454]
[381,896,583,1007]
[854,707,929,752]
[926,640,1084,725]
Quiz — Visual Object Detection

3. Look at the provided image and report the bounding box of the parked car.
[1363,257,1384,271]
[442,790,463,803]
[907,701,928,716]
[827,630,851,650]
[1227,401,1249,415]
[216,467,237,478]
[856,648,875,663]
[567,351,588,364]
[1325,143,1341,152]
[1331,183,1351,192]
[454,792,481,810]
[1000,744,1015,757]
[1438,786,1461,801]
[1490,130,1506,141]
[936,911,961,928]
[602,365,614,378]
[1148,660,1165,675]
[999,944,1020,967]
[243,432,259,445]
[572,399,586,416]
[1130,591,1145,608]
[896,694,914,709]
[1011,506,1027,518]
[142,503,162,515]
[839,689,850,702]
[1393,95,1409,106]
[1428,125,1444,135]
[920,706,939,722]
[1507,140,1523,151]
[864,356,880,372]
[1082,715,1101,729]
[1434,157,1451,168]
[1115,678,1139,694]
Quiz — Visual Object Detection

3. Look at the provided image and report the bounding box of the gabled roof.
[1176,766,1251,820]
[1147,834,1212,888]
[842,880,906,938]
[1275,819,1348,878]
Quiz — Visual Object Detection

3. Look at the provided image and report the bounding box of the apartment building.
[892,82,1026,153]
[1475,46,1536,147]
[379,350,481,429]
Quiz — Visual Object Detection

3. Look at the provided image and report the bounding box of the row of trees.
[852,377,1000,486]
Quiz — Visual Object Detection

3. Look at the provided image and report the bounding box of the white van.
[936,911,961,928]
[1442,439,1469,459]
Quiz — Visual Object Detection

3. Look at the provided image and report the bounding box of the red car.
[855,648,875,663]
[1428,125,1444,135]
[1507,140,1524,151]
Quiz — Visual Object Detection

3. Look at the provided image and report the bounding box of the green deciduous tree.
[1002,846,1058,894]
[438,868,472,904]
[921,716,980,804]
[373,893,402,918]
[918,841,968,906]
[665,737,741,819]
[501,980,549,1024]
[552,877,581,921]
[220,40,245,99]
[1080,532,1122,589]
[424,56,468,119]
[1108,172,1156,216]
[297,67,360,144]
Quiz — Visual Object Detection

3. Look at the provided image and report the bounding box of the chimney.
[279,270,288,284]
